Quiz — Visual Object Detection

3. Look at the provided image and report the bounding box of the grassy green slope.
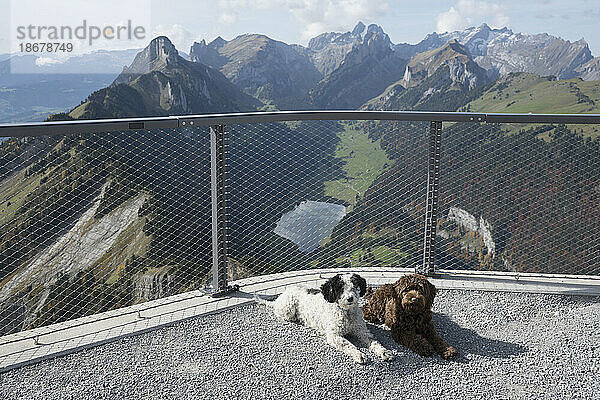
[465,72,600,137]
[324,122,391,207]
[0,171,41,226]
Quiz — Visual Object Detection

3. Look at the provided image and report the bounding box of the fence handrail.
[2,110,600,138]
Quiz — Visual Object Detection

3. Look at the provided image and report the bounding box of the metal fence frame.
[2,110,600,295]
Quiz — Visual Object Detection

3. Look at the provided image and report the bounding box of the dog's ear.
[422,279,437,309]
[321,274,343,303]
[351,274,367,297]
[393,276,409,298]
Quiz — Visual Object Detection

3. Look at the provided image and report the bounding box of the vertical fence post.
[210,124,232,295]
[422,121,443,276]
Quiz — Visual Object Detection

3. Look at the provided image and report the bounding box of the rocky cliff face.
[69,36,261,119]
[396,24,594,80]
[306,21,369,76]
[190,34,321,108]
[308,23,408,109]
[402,40,489,90]
[133,265,176,302]
[0,185,150,335]
[575,57,600,81]
[363,40,490,112]
[113,37,181,84]
[437,207,500,270]
[188,37,229,70]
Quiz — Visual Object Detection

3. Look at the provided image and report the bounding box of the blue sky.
[2,0,600,55]
[152,0,600,55]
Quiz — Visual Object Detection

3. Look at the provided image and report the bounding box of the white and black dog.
[254,273,394,364]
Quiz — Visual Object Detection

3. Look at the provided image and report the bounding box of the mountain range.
[1,21,600,335]
[0,49,140,123]
[189,34,321,109]
[68,36,260,119]
[1,22,598,123]
[395,24,596,79]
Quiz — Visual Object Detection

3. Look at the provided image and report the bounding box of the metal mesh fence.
[437,122,600,275]
[1,114,600,344]
[0,127,212,336]
[226,120,427,280]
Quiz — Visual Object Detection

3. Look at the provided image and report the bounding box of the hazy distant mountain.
[69,36,261,119]
[2,49,141,76]
[0,49,139,122]
[305,21,371,76]
[396,24,593,80]
[189,34,321,108]
[308,23,408,109]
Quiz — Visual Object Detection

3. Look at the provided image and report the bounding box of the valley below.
[1,21,600,334]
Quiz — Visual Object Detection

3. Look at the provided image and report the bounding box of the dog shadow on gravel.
[365,314,528,365]
[432,313,528,363]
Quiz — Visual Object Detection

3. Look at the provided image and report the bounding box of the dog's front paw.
[379,349,394,362]
[351,350,366,364]
[415,341,435,357]
[442,346,459,360]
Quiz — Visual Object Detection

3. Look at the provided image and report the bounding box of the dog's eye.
[401,286,418,294]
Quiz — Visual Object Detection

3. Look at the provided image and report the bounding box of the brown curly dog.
[362,274,458,360]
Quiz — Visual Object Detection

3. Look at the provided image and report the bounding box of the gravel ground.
[2,290,599,400]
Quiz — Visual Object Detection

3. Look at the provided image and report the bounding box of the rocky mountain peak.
[411,39,471,66]
[352,21,366,36]
[189,32,321,107]
[189,39,229,68]
[445,39,469,55]
[307,22,387,52]
[209,36,227,49]
[396,24,593,79]
[188,36,230,67]
[358,26,392,59]
[478,23,491,32]
[365,24,386,38]
[113,36,181,84]
[139,36,179,67]
[402,38,487,90]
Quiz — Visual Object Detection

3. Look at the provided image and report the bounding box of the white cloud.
[217,0,391,41]
[152,24,202,52]
[218,14,238,24]
[34,56,65,66]
[436,0,510,33]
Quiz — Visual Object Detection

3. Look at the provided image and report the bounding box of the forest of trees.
[325,120,600,275]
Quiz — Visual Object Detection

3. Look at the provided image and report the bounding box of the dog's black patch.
[351,274,367,296]
[306,288,321,295]
[321,274,344,303]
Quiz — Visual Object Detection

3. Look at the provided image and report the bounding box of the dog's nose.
[347,296,354,303]
[410,297,418,303]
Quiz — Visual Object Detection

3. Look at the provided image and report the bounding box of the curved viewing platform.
[1,284,598,399]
